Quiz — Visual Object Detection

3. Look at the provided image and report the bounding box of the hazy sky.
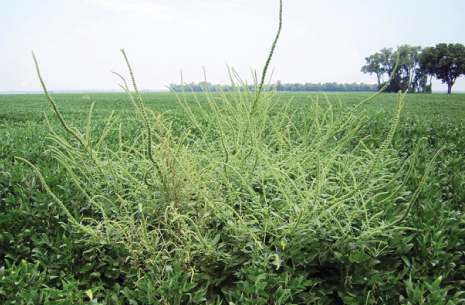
[1,0,465,92]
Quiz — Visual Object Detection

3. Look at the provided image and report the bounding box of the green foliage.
[0,259,45,303]
[1,0,464,302]
[2,90,464,303]
[0,259,101,304]
[15,42,448,305]
[361,45,429,93]
[363,43,465,94]
[419,43,465,94]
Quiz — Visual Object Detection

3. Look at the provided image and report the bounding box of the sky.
[1,0,465,93]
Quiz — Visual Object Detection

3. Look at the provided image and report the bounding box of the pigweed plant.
[18,0,443,302]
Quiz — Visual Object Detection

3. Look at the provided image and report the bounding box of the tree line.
[169,82,378,93]
[361,43,465,94]
[169,43,465,94]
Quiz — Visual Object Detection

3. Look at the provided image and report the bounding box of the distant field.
[1,91,464,161]
[1,91,465,303]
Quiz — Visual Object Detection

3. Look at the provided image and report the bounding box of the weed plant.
[6,1,455,303]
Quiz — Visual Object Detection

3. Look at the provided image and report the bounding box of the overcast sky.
[1,0,465,93]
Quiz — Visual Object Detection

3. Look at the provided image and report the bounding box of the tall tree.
[379,48,395,75]
[397,45,422,93]
[362,46,428,93]
[419,43,465,94]
[361,52,384,88]
[412,68,430,93]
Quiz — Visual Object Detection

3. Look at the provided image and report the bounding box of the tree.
[412,68,430,93]
[397,45,423,93]
[362,46,429,93]
[419,43,465,94]
[361,52,384,88]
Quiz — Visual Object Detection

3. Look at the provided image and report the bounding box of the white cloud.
[87,0,172,20]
